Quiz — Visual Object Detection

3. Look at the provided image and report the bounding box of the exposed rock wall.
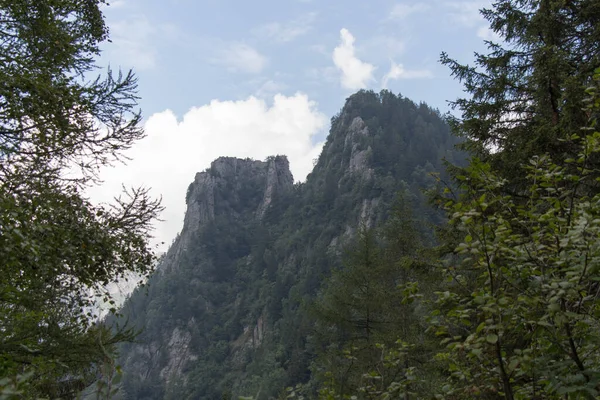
[117,90,463,400]
[121,156,294,388]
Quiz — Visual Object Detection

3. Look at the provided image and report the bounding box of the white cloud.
[214,43,268,74]
[381,61,433,88]
[86,93,327,250]
[332,28,376,90]
[255,80,288,99]
[388,3,430,20]
[442,1,502,42]
[254,13,318,43]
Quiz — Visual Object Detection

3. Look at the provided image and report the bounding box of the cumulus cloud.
[332,28,376,90]
[388,3,430,20]
[86,94,327,250]
[254,12,318,43]
[214,43,268,74]
[381,61,433,88]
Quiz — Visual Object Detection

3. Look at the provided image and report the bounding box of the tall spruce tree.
[442,0,600,181]
[310,227,392,396]
[434,71,600,399]
[310,196,438,399]
[434,0,600,397]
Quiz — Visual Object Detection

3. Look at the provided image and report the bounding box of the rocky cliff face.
[119,155,294,393]
[172,156,293,262]
[117,90,464,400]
[183,156,293,229]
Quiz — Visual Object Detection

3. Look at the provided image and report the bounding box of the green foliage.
[442,0,600,182]
[315,340,421,400]
[94,349,123,400]
[432,70,600,399]
[312,2,600,399]
[0,0,162,397]
[117,91,459,399]
[0,370,33,400]
[115,1,600,399]
[434,0,600,396]
[309,195,442,399]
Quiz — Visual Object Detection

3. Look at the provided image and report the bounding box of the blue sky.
[90,0,497,248]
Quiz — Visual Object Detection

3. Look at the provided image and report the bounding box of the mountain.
[115,90,464,399]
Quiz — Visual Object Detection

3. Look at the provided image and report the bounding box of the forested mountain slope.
[116,90,464,399]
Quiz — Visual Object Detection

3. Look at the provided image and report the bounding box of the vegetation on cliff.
[117,91,462,399]
[3,1,600,399]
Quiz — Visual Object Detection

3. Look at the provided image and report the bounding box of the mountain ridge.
[116,90,465,399]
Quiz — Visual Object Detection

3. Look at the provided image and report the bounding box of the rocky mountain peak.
[117,91,465,399]
[183,156,292,230]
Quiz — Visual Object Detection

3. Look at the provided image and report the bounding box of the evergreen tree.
[434,24,600,398]
[435,2,600,398]
[442,0,600,181]
[311,227,392,396]
[311,196,439,399]
[0,0,162,397]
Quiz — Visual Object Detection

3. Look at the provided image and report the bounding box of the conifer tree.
[311,196,437,398]
[442,0,600,181]
[435,0,600,395]
[0,0,162,397]
[434,71,600,399]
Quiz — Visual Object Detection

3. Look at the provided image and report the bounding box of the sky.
[89,0,498,250]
